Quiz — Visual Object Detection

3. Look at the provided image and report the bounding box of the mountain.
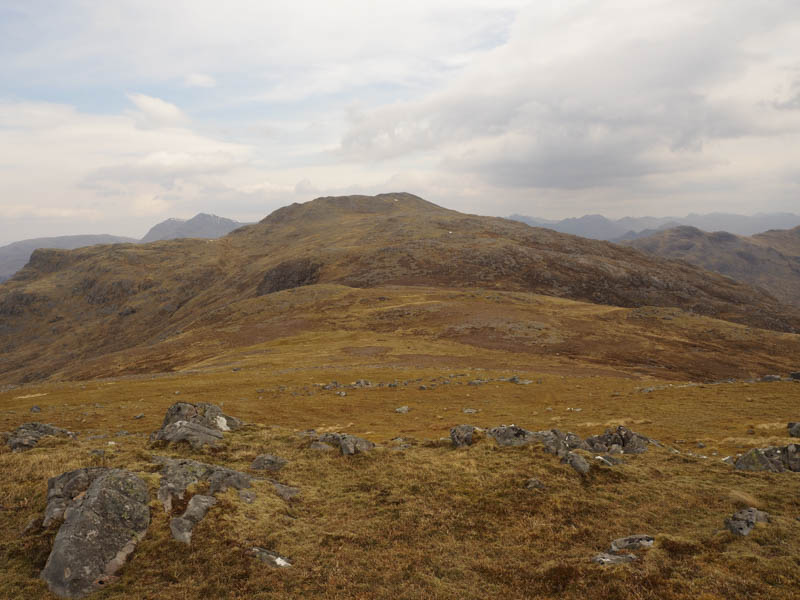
[1,192,799,385]
[140,213,247,243]
[0,234,137,283]
[509,212,800,240]
[623,225,800,306]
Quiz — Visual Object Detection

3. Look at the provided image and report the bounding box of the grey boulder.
[592,553,636,565]
[450,425,479,448]
[40,469,150,599]
[562,452,591,475]
[154,456,251,512]
[610,535,654,553]
[318,432,375,455]
[734,445,800,473]
[584,426,650,455]
[725,507,770,536]
[251,454,288,472]
[789,423,800,438]
[150,402,241,449]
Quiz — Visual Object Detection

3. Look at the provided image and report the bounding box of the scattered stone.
[789,423,800,438]
[395,406,410,414]
[509,376,533,385]
[761,374,782,382]
[89,449,105,458]
[154,456,252,513]
[272,482,300,502]
[450,425,479,448]
[725,507,770,536]
[30,405,41,413]
[734,445,800,473]
[418,385,428,390]
[251,454,288,472]
[40,469,150,599]
[462,408,478,414]
[317,432,375,456]
[595,455,623,467]
[170,495,217,544]
[133,413,144,420]
[251,547,292,568]
[789,372,800,381]
[696,442,706,448]
[525,478,545,490]
[592,553,636,565]
[5,422,76,452]
[610,535,654,553]
[563,452,591,475]
[467,380,484,386]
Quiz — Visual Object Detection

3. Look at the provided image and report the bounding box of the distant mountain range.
[0,213,248,282]
[509,212,800,241]
[623,225,800,307]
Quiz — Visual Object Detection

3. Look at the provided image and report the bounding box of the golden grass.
[1,362,799,599]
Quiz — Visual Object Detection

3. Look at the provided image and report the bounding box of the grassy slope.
[1,357,800,599]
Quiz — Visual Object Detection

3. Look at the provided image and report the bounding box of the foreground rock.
[789,423,800,438]
[584,426,650,454]
[170,495,217,544]
[725,507,770,536]
[154,456,252,513]
[4,422,75,452]
[251,547,292,568]
[150,402,242,449]
[450,425,479,448]
[562,452,591,475]
[734,445,800,472]
[41,469,150,598]
[316,432,375,455]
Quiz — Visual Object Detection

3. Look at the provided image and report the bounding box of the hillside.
[1,193,800,386]
[624,226,800,307]
[0,235,137,282]
[140,213,248,243]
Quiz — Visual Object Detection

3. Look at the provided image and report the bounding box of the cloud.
[126,93,189,129]
[184,73,216,88]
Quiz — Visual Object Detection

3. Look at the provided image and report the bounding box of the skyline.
[1,1,799,244]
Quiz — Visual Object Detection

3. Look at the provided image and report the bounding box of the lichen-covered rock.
[150,402,241,449]
[154,456,252,512]
[40,469,150,598]
[251,454,288,472]
[43,467,107,528]
[170,495,217,544]
[318,432,375,455]
[5,422,75,452]
[734,445,800,472]
[450,425,479,448]
[725,507,770,536]
[584,426,650,455]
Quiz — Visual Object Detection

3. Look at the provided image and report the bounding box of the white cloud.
[184,73,216,88]
[126,93,189,129]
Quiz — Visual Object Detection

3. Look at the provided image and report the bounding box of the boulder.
[318,432,375,456]
[525,478,545,490]
[761,374,782,382]
[734,445,800,473]
[450,425,479,448]
[43,467,107,528]
[272,482,300,502]
[610,535,655,553]
[5,422,75,452]
[725,507,770,536]
[149,402,241,449]
[251,547,292,567]
[789,423,800,438]
[395,406,410,414]
[789,372,800,381]
[170,495,217,544]
[40,469,150,598]
[251,454,288,472]
[487,425,538,447]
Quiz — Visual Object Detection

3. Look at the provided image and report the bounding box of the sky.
[1,0,799,244]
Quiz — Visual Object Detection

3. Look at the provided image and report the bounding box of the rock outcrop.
[4,422,75,452]
[584,426,650,454]
[251,454,288,472]
[316,432,375,455]
[40,469,150,598]
[450,425,479,448]
[155,456,252,513]
[170,495,217,544]
[150,402,242,449]
[789,422,800,438]
[734,445,800,472]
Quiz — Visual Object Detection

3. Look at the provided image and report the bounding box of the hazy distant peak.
[140,213,247,243]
